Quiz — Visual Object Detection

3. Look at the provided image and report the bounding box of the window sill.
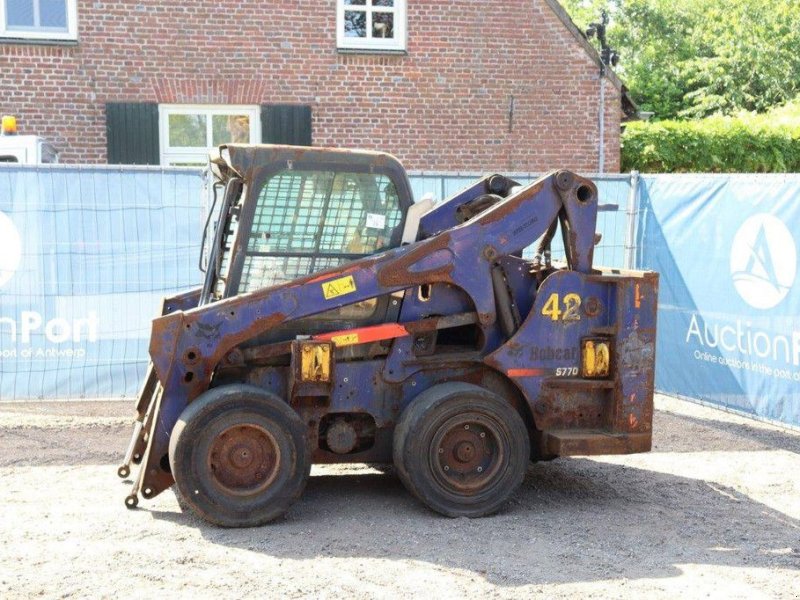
[336,47,407,56]
[0,36,78,47]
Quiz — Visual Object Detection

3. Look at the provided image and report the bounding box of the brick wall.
[0,0,622,172]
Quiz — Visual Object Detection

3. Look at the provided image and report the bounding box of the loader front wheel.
[393,382,529,517]
[169,384,310,527]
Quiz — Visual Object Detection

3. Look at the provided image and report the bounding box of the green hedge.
[621,102,800,173]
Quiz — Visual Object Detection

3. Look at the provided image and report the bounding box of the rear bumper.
[541,429,652,456]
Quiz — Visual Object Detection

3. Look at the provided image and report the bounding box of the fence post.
[623,170,640,270]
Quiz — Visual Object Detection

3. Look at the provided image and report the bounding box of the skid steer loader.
[118,144,658,526]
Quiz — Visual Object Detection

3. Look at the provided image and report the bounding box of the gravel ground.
[0,394,798,599]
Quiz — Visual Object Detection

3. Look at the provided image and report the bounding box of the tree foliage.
[621,100,800,172]
[561,0,800,119]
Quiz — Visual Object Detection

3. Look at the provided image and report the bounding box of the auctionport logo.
[730,214,797,310]
[0,211,22,288]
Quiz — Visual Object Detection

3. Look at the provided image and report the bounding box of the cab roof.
[210,144,408,184]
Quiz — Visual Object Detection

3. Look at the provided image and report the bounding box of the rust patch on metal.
[404,312,478,334]
[541,430,651,456]
[618,328,656,375]
[534,386,611,431]
[479,178,548,225]
[164,312,289,404]
[431,413,505,494]
[209,313,286,366]
[305,261,370,284]
[325,419,359,454]
[554,170,575,191]
[240,341,292,364]
[377,233,455,287]
[583,296,602,317]
[207,423,281,494]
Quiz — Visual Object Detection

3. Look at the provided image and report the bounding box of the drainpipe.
[598,74,605,174]
[585,10,618,175]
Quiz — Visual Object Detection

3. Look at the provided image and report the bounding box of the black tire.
[170,484,191,512]
[393,382,529,517]
[169,384,311,527]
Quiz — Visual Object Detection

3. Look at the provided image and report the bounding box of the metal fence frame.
[407,170,639,269]
[0,164,640,401]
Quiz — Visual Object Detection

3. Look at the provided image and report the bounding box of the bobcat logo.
[730,214,797,309]
[0,211,21,288]
[195,322,222,340]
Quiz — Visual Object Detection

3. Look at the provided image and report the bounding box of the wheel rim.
[207,423,281,496]
[429,412,507,495]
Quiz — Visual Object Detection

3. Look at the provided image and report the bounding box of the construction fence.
[0,165,797,428]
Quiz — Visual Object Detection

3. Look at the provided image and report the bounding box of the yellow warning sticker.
[321,275,357,300]
[330,333,359,347]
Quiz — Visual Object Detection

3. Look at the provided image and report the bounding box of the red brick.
[0,0,623,172]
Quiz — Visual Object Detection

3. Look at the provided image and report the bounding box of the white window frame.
[336,0,406,52]
[159,105,261,167]
[0,0,78,41]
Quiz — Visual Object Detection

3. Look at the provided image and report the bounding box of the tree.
[560,0,800,119]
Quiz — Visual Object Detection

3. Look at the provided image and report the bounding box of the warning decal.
[330,333,360,347]
[321,275,357,300]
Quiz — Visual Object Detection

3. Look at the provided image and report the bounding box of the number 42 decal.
[541,293,582,321]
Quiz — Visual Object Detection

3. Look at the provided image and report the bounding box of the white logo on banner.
[730,214,797,309]
[0,211,22,288]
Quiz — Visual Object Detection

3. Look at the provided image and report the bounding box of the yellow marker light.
[300,342,331,382]
[1,115,17,135]
[582,339,611,378]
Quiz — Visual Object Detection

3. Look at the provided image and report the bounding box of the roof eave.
[542,0,639,120]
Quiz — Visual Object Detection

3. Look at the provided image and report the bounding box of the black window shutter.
[106,102,160,165]
[261,104,312,146]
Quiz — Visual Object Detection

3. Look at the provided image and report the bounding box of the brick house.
[0,0,635,172]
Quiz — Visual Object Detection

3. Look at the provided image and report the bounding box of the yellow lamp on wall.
[1,115,17,135]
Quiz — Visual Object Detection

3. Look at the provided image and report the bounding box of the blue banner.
[0,166,203,399]
[638,174,800,427]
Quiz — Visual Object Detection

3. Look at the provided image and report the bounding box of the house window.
[0,0,78,41]
[159,105,260,166]
[337,0,406,52]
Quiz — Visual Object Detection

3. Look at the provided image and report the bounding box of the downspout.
[598,72,605,174]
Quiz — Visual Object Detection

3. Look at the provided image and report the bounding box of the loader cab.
[201,144,414,332]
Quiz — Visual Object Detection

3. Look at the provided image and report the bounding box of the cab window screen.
[247,170,402,256]
[241,169,403,292]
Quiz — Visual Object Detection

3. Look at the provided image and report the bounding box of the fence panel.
[637,173,800,427]
[6,164,795,428]
[0,165,203,399]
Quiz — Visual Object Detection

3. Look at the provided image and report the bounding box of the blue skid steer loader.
[118,145,658,527]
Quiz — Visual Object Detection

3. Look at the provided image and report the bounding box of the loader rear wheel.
[393,382,529,518]
[169,384,310,527]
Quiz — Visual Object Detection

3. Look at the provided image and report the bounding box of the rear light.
[582,338,611,378]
